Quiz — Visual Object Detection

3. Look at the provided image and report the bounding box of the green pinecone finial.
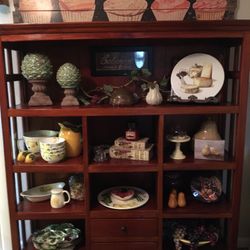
[56,63,81,89]
[21,53,53,81]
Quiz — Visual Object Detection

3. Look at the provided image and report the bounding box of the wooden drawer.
[91,242,158,250]
[90,218,158,238]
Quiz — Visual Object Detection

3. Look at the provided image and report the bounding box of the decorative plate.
[20,182,65,202]
[98,186,149,210]
[170,53,225,100]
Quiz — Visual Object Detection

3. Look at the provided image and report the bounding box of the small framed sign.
[194,139,225,161]
[91,46,152,76]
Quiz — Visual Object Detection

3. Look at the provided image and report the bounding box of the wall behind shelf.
[235,2,250,249]
[0,1,250,250]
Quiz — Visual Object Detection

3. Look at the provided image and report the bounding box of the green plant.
[78,68,169,105]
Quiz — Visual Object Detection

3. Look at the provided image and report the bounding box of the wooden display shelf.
[1,21,250,250]
[17,200,85,220]
[163,199,232,219]
[13,156,83,173]
[164,156,236,171]
[8,104,239,117]
[89,159,158,173]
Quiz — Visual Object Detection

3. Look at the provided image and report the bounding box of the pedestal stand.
[168,135,191,160]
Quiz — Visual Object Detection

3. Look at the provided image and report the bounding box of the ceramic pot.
[146,83,163,105]
[194,120,221,140]
[110,87,135,106]
[58,122,82,157]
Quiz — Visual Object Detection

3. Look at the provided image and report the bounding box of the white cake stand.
[168,135,191,160]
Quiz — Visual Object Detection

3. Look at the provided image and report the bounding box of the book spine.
[114,138,148,150]
[109,146,153,161]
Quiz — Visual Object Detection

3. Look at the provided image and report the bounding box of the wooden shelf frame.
[0,21,250,250]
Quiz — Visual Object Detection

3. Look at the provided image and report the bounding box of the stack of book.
[109,137,153,161]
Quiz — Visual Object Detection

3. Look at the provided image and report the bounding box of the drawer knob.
[120,226,127,232]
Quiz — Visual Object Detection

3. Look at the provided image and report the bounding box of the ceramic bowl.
[40,137,66,163]
[23,130,58,153]
[20,182,65,202]
[39,137,65,148]
[41,150,66,163]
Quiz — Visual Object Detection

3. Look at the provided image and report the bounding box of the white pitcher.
[50,188,71,209]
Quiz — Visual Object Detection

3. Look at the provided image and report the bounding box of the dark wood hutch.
[0,21,250,250]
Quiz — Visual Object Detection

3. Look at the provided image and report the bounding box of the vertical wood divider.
[229,33,250,250]
[157,114,164,250]
[82,116,90,250]
[0,41,20,249]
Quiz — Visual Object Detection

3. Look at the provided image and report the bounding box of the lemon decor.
[56,63,81,106]
[21,53,53,106]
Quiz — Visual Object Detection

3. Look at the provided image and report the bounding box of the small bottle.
[125,122,139,141]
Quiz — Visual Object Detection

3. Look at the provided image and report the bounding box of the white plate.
[98,186,149,210]
[170,53,225,100]
[20,182,65,202]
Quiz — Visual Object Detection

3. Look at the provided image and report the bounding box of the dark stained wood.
[17,200,85,220]
[163,199,232,219]
[5,73,23,81]
[0,21,250,42]
[90,218,158,239]
[8,104,240,117]
[89,159,158,173]
[0,22,250,250]
[164,156,236,171]
[0,40,21,250]
[91,242,158,250]
[13,156,83,172]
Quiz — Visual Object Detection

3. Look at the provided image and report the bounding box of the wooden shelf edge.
[8,104,240,117]
[90,210,159,219]
[163,161,236,171]
[13,156,84,172]
[163,200,232,219]
[16,200,86,220]
[163,155,236,170]
[91,236,159,242]
[88,165,159,173]
[13,165,84,173]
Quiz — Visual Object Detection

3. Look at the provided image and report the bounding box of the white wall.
[0,1,250,250]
